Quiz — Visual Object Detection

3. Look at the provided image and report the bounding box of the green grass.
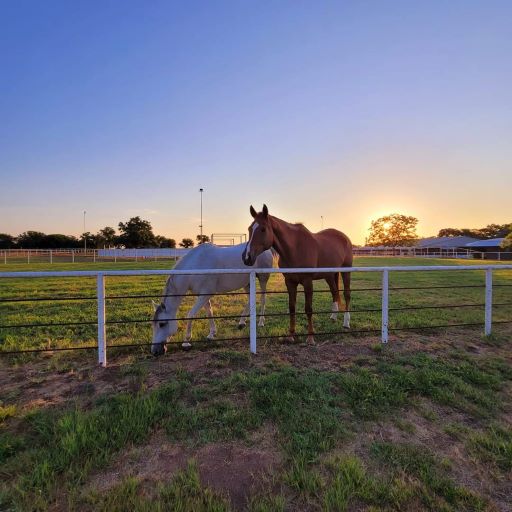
[469,424,512,471]
[1,345,511,510]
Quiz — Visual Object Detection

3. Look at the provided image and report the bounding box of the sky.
[1,0,511,245]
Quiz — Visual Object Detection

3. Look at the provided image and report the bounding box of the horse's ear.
[262,204,268,218]
[250,205,257,218]
[151,300,159,311]
[160,302,166,311]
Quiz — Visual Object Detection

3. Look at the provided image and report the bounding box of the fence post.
[27,250,30,264]
[381,269,389,343]
[97,273,107,367]
[72,250,75,263]
[485,268,493,336]
[249,271,257,354]
[93,250,96,263]
[50,250,53,264]
[4,251,6,264]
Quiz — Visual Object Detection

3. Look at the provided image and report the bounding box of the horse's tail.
[270,247,279,266]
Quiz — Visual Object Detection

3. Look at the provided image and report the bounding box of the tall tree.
[179,238,194,248]
[96,226,117,248]
[366,214,418,247]
[117,217,156,248]
[196,234,210,244]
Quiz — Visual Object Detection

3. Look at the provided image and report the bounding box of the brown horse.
[242,204,353,343]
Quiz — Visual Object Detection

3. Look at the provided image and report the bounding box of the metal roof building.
[416,236,481,249]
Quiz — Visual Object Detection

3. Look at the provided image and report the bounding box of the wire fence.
[1,265,511,362]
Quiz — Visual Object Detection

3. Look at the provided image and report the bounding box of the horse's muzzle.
[242,250,253,266]
[151,342,167,357]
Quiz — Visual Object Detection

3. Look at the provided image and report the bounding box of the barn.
[415,236,481,257]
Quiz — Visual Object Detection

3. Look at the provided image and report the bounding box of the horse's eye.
[261,228,266,233]
[158,322,167,328]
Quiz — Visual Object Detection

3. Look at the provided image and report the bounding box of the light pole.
[321,216,324,230]
[199,188,204,240]
[83,210,87,251]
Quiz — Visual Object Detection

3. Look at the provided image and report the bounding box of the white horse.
[151,243,273,355]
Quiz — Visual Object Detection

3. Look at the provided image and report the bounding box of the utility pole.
[199,188,204,239]
[83,210,87,251]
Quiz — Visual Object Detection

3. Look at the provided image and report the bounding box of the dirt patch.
[85,424,281,509]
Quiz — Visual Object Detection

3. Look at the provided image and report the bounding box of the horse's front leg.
[285,278,298,342]
[184,295,211,348]
[304,278,315,344]
[204,299,217,340]
[238,285,250,329]
[258,275,268,327]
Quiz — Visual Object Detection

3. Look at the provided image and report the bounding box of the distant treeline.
[437,223,511,239]
[0,216,204,249]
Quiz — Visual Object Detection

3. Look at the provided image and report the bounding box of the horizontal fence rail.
[0,264,511,366]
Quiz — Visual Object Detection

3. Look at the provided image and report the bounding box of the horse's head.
[242,204,273,266]
[151,301,178,356]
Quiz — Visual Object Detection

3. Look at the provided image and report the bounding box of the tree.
[117,217,156,248]
[0,233,16,249]
[501,225,512,249]
[96,226,117,248]
[179,238,194,248]
[479,223,511,239]
[79,232,97,249]
[44,234,81,248]
[366,214,419,247]
[196,234,210,244]
[155,235,176,248]
[16,231,47,248]
[438,228,464,237]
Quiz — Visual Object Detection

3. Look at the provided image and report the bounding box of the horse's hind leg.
[304,278,315,344]
[341,272,351,328]
[258,274,269,327]
[204,299,216,340]
[326,273,341,321]
[238,285,250,329]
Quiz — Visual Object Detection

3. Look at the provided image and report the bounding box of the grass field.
[0,257,511,511]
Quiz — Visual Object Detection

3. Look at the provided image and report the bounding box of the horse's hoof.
[182,342,192,351]
[206,334,216,341]
[306,335,316,344]
[285,335,295,343]
[258,318,265,327]
[330,314,337,322]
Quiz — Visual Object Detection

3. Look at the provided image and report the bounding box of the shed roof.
[465,238,505,248]
[416,236,481,249]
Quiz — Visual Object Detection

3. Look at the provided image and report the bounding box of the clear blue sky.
[1,0,511,244]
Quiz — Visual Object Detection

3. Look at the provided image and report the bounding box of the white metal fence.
[1,264,510,367]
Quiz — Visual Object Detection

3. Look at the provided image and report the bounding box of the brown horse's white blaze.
[242,204,353,343]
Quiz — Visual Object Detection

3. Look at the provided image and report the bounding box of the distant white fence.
[97,248,191,259]
[354,247,512,260]
[1,248,191,263]
[2,247,511,263]
[1,264,510,367]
